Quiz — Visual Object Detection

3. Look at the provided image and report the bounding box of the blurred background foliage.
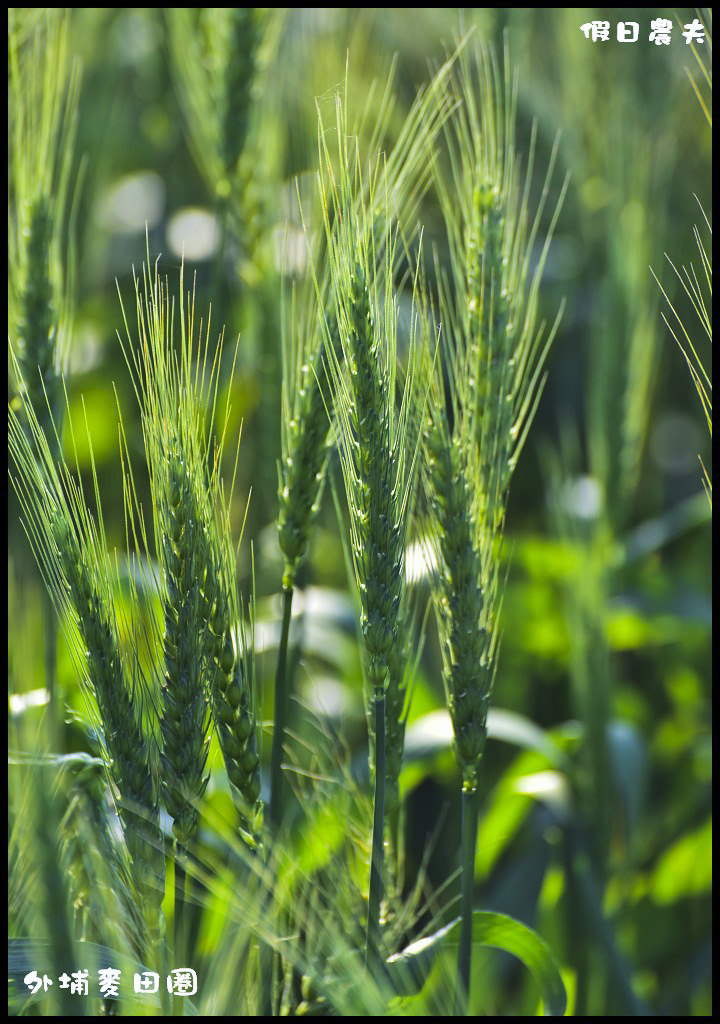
[8,8,711,1016]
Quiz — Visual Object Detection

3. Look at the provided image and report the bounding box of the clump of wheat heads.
[426,40,566,1010]
[271,54,458,829]
[8,387,166,941]
[118,259,264,848]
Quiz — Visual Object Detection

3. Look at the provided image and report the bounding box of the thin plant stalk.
[456,783,480,1013]
[270,584,294,829]
[174,844,187,1016]
[42,589,58,741]
[211,194,231,324]
[365,693,386,973]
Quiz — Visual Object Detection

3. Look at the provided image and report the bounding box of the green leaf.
[7,750,105,771]
[403,708,568,769]
[386,911,567,1016]
[649,817,712,904]
[487,710,570,771]
[509,535,584,581]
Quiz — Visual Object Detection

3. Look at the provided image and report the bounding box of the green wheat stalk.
[426,38,566,1010]
[117,257,263,991]
[119,258,264,843]
[312,93,429,972]
[271,54,458,831]
[9,7,81,731]
[119,268,212,882]
[58,761,146,952]
[272,283,338,828]
[8,381,166,944]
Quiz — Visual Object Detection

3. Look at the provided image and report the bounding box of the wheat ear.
[315,95,429,970]
[8,394,165,934]
[270,297,339,827]
[118,257,263,846]
[429,38,566,1009]
[9,9,80,733]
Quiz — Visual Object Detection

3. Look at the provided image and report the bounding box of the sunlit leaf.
[386,910,566,1015]
[649,818,712,904]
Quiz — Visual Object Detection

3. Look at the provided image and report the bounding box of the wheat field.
[8,8,711,1017]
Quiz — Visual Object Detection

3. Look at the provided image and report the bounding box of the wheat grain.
[423,412,496,786]
[382,590,418,816]
[157,454,211,845]
[203,533,264,842]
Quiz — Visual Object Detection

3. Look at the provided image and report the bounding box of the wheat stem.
[211,193,231,323]
[42,588,58,742]
[456,781,480,1014]
[270,584,294,830]
[561,825,590,1016]
[174,841,187,1016]
[365,693,386,974]
[33,765,80,1016]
